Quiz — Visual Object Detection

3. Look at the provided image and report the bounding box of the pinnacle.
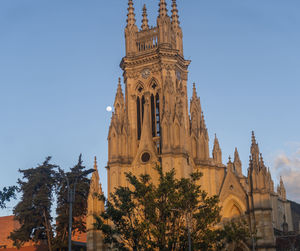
[251,131,256,145]
[94,156,98,170]
[158,0,168,18]
[260,153,264,163]
[141,4,149,30]
[214,134,220,149]
[234,147,241,162]
[192,83,197,98]
[171,0,180,27]
[127,0,137,27]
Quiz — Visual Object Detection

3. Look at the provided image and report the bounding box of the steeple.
[158,0,168,18]
[141,4,149,30]
[234,147,243,177]
[126,0,137,28]
[171,0,180,28]
[213,134,222,165]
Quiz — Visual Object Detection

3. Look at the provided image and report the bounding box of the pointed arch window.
[137,95,146,140]
[137,97,141,140]
[155,93,160,137]
[136,80,161,154]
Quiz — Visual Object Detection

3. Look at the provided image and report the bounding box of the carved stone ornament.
[176,70,181,80]
[141,68,151,79]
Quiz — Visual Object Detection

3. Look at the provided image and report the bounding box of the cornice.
[120,47,190,73]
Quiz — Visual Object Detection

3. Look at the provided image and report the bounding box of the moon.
[106,106,112,112]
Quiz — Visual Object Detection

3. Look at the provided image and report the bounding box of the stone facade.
[87,1,295,250]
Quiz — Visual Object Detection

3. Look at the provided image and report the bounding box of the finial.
[251,131,256,145]
[171,0,180,27]
[228,156,232,162]
[192,82,197,96]
[127,0,137,27]
[94,156,98,170]
[159,0,168,18]
[141,4,149,30]
[118,77,121,86]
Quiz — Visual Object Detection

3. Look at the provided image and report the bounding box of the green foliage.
[95,166,250,251]
[9,155,93,251]
[54,154,93,250]
[9,157,58,249]
[0,185,17,209]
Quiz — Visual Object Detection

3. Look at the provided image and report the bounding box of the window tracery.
[135,80,161,154]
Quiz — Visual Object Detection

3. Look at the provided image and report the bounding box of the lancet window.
[136,81,161,154]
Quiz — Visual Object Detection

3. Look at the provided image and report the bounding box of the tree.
[54,154,93,250]
[95,166,250,251]
[9,157,58,251]
[0,186,17,209]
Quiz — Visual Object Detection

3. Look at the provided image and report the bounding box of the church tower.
[107,0,211,196]
[87,1,296,250]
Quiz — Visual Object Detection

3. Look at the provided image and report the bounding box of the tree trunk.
[43,209,53,251]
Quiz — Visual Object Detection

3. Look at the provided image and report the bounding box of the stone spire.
[171,0,180,28]
[277,176,287,200]
[250,131,260,168]
[126,0,137,28]
[87,156,105,250]
[213,134,222,164]
[114,78,125,119]
[234,147,243,177]
[141,4,149,30]
[158,0,168,18]
[157,0,172,47]
[125,0,138,55]
[90,156,100,194]
[190,83,201,134]
[192,83,197,99]
[267,168,275,192]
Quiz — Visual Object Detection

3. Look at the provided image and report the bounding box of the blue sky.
[0,0,299,215]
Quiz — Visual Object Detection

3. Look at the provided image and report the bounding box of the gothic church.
[87,1,295,250]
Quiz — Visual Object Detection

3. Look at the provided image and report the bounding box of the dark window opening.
[138,86,143,93]
[141,96,145,123]
[137,97,141,140]
[155,93,161,137]
[137,95,145,140]
[141,152,151,163]
[151,95,155,137]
